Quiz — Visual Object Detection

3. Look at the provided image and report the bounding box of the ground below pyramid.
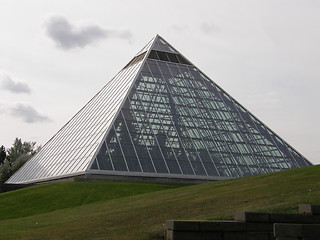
[0,165,319,240]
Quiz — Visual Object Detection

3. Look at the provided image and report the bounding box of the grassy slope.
[0,181,181,220]
[0,165,320,240]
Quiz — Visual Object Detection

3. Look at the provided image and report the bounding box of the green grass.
[0,181,181,220]
[0,165,320,240]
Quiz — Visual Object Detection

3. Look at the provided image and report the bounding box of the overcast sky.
[0,0,319,164]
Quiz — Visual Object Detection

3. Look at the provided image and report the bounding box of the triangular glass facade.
[7,35,312,184]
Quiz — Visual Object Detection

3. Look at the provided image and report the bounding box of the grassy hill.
[0,181,181,221]
[0,165,319,240]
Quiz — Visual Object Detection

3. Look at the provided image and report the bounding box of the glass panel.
[91,159,99,169]
[106,129,128,171]
[95,142,113,170]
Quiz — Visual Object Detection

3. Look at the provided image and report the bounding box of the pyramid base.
[75,170,231,185]
[7,171,231,185]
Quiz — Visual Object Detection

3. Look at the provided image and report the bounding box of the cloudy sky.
[0,0,319,164]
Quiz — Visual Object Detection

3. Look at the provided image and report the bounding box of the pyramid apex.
[149,35,178,54]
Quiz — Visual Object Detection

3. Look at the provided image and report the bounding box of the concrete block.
[302,224,320,238]
[199,221,246,232]
[275,238,297,240]
[299,205,320,215]
[223,232,247,240]
[310,215,320,224]
[274,223,302,237]
[270,213,313,224]
[235,211,319,224]
[245,232,270,240]
[268,231,277,240]
[245,222,273,232]
[314,215,320,223]
[165,230,174,240]
[235,212,270,222]
[166,230,222,240]
[165,220,200,231]
[223,231,270,240]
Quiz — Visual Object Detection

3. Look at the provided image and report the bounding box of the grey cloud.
[10,103,51,123]
[171,23,219,35]
[171,24,191,32]
[45,15,132,50]
[0,72,31,94]
[200,23,220,35]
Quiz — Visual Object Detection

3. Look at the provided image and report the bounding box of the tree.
[0,138,39,183]
[0,145,5,165]
[0,160,12,183]
[6,138,36,164]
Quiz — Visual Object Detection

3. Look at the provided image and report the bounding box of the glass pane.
[95,142,113,170]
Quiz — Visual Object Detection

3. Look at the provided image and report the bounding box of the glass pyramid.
[7,35,312,184]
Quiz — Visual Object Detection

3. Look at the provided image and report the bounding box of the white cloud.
[44,14,132,50]
[0,71,31,94]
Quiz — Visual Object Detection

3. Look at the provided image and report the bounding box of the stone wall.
[164,205,320,240]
